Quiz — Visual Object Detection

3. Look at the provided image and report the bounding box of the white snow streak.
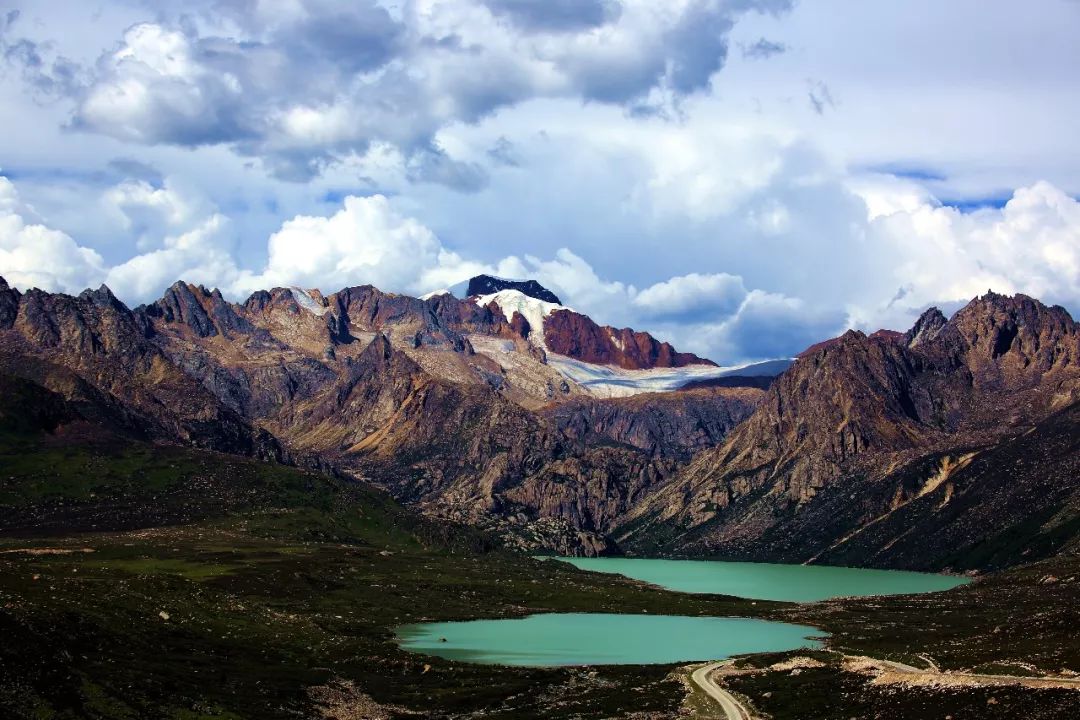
[289,287,328,316]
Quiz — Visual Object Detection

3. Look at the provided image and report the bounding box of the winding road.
[690,661,752,720]
[689,654,1080,719]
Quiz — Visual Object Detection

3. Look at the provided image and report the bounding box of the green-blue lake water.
[547,557,970,602]
[396,613,824,666]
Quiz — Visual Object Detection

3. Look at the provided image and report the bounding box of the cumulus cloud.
[863,180,1080,325]
[0,177,106,294]
[104,214,241,300]
[103,179,211,249]
[632,272,747,320]
[237,194,448,295]
[74,23,251,146]
[6,165,1080,365]
[58,0,793,181]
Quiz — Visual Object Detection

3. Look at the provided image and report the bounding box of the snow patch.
[290,287,328,316]
[419,288,451,300]
[473,289,567,349]
[608,329,624,353]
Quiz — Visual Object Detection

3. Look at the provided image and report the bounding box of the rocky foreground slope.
[1,273,1078,570]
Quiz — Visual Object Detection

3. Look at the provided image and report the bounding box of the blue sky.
[1,0,1079,363]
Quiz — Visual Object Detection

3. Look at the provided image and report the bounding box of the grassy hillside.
[2,374,1078,719]
[0,391,772,719]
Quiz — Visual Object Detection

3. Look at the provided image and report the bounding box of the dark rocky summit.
[466,274,562,304]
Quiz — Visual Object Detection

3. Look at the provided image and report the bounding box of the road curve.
[690,661,752,720]
[860,656,1080,689]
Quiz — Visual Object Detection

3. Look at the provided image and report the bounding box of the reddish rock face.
[508,311,531,339]
[543,308,715,369]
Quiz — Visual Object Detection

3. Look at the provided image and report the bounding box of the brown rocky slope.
[4,275,1078,569]
[619,292,1080,570]
[0,276,756,555]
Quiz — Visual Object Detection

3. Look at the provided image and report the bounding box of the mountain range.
[1,274,1077,571]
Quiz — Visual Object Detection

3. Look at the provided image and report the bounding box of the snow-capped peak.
[419,288,451,301]
[474,289,567,349]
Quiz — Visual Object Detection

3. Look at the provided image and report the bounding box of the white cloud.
[76,23,246,146]
[4,164,1080,366]
[0,176,106,294]
[632,272,747,320]
[60,1,792,180]
[104,214,241,301]
[861,180,1080,327]
[102,178,211,250]
[237,194,449,295]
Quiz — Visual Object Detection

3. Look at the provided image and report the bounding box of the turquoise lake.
[396,613,824,667]
[547,557,970,602]
[396,560,968,666]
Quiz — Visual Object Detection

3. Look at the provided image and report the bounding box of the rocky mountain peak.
[0,276,20,329]
[905,307,947,347]
[145,282,252,340]
[466,275,562,305]
[359,332,394,365]
[79,284,126,311]
[943,292,1078,375]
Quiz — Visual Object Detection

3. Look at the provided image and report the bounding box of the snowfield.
[546,355,792,397]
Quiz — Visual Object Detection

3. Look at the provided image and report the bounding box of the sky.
[1,0,1079,364]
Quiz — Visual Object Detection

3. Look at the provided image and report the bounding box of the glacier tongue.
[547,355,789,397]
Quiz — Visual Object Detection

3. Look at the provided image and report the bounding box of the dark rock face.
[508,311,531,339]
[423,293,519,342]
[544,308,716,369]
[625,292,1080,570]
[466,275,562,304]
[905,307,947,347]
[0,282,289,460]
[143,282,254,340]
[0,277,20,329]
[331,285,471,351]
[547,387,762,462]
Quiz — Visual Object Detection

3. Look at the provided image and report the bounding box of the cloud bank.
[4,171,1080,364]
[2,1,1080,363]
[52,0,795,182]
